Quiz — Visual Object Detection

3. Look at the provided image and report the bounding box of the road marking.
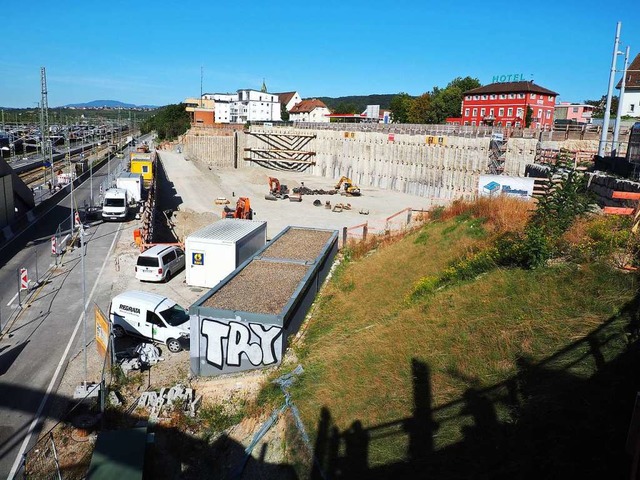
[7,222,122,480]
[6,292,18,307]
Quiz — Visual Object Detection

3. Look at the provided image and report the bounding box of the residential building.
[617,53,640,118]
[554,103,594,124]
[191,85,282,125]
[184,97,216,126]
[289,99,331,123]
[276,92,302,112]
[452,81,558,129]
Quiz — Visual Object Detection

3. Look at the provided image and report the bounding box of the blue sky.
[0,0,638,108]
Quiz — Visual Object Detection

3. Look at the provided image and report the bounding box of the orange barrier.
[603,207,635,215]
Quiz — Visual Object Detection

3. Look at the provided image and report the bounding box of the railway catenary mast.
[40,67,54,186]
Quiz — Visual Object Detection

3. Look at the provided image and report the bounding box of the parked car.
[109,290,189,352]
[135,245,185,282]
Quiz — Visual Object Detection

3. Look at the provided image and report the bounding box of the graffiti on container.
[201,318,283,369]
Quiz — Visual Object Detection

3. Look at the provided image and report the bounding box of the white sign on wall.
[478,175,535,199]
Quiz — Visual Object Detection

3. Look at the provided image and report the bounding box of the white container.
[185,219,267,288]
[116,173,143,203]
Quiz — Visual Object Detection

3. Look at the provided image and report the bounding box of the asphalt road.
[0,152,130,478]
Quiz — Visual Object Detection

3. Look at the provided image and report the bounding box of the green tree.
[525,106,534,127]
[333,102,359,114]
[280,103,290,122]
[389,92,414,123]
[428,76,481,124]
[584,95,619,118]
[407,93,432,124]
[140,103,190,140]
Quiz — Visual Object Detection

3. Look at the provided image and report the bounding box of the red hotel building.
[449,81,558,129]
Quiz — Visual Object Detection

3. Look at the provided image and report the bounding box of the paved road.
[0,150,132,477]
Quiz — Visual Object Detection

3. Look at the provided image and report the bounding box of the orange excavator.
[265,177,289,200]
[222,197,253,219]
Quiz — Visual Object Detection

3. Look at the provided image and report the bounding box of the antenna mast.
[40,67,54,183]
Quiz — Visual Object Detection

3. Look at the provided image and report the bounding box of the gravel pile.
[203,260,309,315]
[262,228,333,261]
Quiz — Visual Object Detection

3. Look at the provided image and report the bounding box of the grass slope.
[288,213,640,479]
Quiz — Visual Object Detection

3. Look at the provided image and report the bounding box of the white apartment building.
[203,89,281,124]
[617,53,640,118]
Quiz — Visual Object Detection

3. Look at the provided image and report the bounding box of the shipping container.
[185,219,267,289]
[130,151,155,188]
[189,226,338,376]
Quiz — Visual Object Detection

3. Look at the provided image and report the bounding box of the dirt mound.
[171,208,220,239]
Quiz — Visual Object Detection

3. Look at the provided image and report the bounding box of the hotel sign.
[492,73,526,83]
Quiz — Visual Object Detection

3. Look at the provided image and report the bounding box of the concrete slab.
[157,151,437,239]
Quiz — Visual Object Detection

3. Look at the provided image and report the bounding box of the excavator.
[222,197,253,220]
[335,176,361,196]
[265,177,289,200]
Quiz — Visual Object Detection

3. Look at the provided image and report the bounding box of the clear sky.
[0,0,638,108]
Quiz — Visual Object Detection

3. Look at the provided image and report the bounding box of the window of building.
[517,107,523,118]
[508,93,515,99]
[537,109,542,118]
[517,93,525,99]
[500,94,506,99]
[506,122,512,128]
[489,108,494,116]
[472,108,478,116]
[471,121,476,126]
[531,93,537,99]
[464,121,469,126]
[630,104,635,112]
[507,108,513,116]
[465,108,470,116]
[515,121,521,128]
[546,110,551,119]
[481,95,487,100]
[490,94,497,100]
[548,95,553,101]
[481,108,486,116]
[465,96,471,101]
[474,95,479,100]
[498,108,505,116]
[572,107,579,113]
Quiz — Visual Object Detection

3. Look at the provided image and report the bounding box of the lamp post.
[612,45,630,157]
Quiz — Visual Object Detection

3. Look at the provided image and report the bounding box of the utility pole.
[40,67,55,188]
[612,45,630,157]
[598,22,622,157]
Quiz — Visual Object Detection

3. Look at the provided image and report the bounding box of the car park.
[109,290,190,353]
[135,245,185,282]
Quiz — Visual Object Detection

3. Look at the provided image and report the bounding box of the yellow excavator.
[335,176,361,196]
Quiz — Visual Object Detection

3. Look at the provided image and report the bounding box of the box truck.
[116,172,143,204]
[185,219,267,288]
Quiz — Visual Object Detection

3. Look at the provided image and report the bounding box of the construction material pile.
[292,186,337,195]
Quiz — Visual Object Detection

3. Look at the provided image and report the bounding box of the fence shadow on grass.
[307,291,640,479]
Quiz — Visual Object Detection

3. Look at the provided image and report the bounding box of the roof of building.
[617,53,640,90]
[464,81,558,96]
[289,99,329,113]
[276,92,298,105]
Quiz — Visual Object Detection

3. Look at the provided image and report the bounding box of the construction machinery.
[265,177,289,200]
[335,176,361,196]
[222,197,253,220]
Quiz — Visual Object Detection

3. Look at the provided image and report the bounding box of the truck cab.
[102,188,129,221]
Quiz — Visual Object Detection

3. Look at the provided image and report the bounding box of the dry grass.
[287,206,639,475]
[438,196,533,235]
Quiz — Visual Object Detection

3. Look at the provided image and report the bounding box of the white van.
[109,291,190,352]
[102,188,129,221]
[135,245,185,282]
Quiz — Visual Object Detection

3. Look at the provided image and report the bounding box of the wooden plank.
[243,157,316,165]
[612,191,640,200]
[603,206,635,215]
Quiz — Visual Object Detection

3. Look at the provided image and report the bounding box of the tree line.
[140,103,191,140]
[389,76,481,124]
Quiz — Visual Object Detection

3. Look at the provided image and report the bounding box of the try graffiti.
[201,318,283,370]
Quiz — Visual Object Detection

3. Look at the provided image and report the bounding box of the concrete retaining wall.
[181,127,548,201]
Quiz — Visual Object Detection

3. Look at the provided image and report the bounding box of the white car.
[135,245,185,282]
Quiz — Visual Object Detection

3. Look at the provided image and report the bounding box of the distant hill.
[311,94,398,113]
[64,100,158,109]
